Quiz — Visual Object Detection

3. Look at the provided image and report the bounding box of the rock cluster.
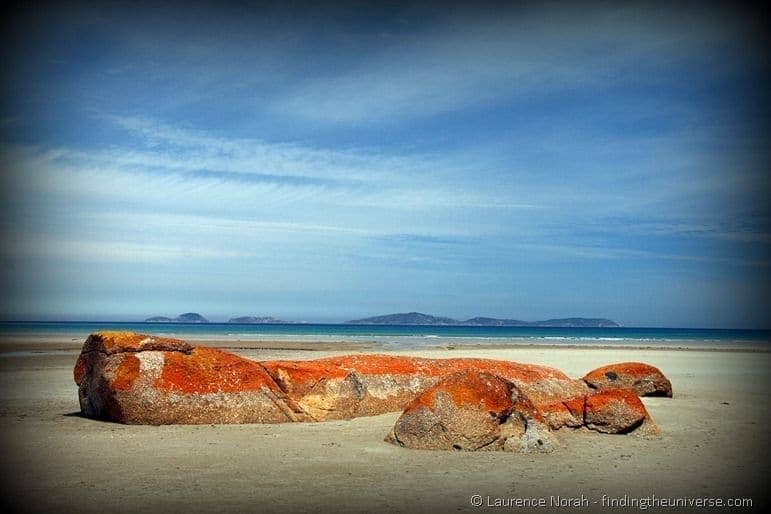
[74,332,671,452]
[386,371,661,452]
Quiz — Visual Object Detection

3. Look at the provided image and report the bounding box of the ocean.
[1,321,769,349]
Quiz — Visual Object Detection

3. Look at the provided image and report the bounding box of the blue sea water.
[0,321,768,348]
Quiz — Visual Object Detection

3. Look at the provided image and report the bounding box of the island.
[228,316,288,324]
[143,311,619,327]
[346,312,619,327]
[144,313,209,323]
[347,312,459,326]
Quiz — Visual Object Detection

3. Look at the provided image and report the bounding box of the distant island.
[346,312,620,328]
[143,311,619,327]
[227,316,289,324]
[145,313,209,323]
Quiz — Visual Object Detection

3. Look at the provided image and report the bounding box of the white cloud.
[6,235,252,263]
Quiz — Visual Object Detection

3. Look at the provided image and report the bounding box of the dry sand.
[0,339,769,513]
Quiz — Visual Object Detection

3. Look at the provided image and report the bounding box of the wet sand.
[0,338,769,513]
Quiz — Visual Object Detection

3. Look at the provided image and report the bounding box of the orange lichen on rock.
[74,332,305,424]
[262,354,588,424]
[405,370,515,414]
[387,371,556,452]
[583,389,660,437]
[331,354,573,382]
[270,354,574,383]
[322,354,430,376]
[534,397,585,428]
[262,359,350,397]
[583,362,672,397]
[444,358,570,383]
[263,355,425,421]
[82,331,193,355]
[418,358,589,429]
[73,354,88,385]
[112,354,141,392]
[562,395,587,422]
[156,347,280,395]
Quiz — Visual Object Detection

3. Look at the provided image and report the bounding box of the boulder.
[262,354,589,426]
[74,332,307,424]
[262,355,438,421]
[583,362,672,397]
[386,371,556,452]
[438,358,589,430]
[582,389,661,437]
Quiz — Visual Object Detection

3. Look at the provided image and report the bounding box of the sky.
[0,0,769,327]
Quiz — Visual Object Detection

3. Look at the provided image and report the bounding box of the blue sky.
[0,1,768,327]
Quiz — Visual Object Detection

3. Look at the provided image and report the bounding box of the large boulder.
[386,371,556,453]
[583,362,672,397]
[74,332,307,424]
[262,354,589,426]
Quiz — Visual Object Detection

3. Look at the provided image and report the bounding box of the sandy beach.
[0,338,769,513]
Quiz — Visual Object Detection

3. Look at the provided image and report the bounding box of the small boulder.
[583,389,660,437]
[583,362,672,397]
[386,371,556,452]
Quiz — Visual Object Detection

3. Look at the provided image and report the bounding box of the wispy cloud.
[7,236,252,263]
[4,116,557,220]
[3,106,767,274]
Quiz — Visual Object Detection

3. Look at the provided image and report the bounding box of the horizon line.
[1,319,769,331]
